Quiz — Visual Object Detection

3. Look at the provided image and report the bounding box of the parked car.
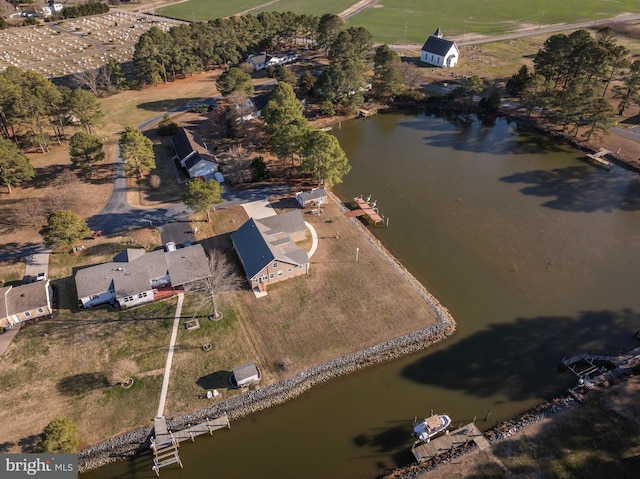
[165,242,176,252]
[35,272,47,282]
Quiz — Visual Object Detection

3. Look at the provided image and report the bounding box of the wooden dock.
[151,414,230,475]
[345,196,383,224]
[411,423,488,463]
[584,149,614,170]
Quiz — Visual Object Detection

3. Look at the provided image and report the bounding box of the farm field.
[158,0,356,20]
[158,0,640,43]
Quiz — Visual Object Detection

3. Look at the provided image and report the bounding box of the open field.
[0,198,441,450]
[0,11,184,78]
[158,0,357,20]
[157,0,640,43]
[348,0,640,43]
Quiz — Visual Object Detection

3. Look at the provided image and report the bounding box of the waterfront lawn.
[0,300,177,450]
[163,201,442,418]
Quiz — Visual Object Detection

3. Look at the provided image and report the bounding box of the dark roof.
[421,36,457,56]
[231,218,274,279]
[171,127,210,162]
[251,93,270,112]
[184,153,216,171]
[231,211,309,281]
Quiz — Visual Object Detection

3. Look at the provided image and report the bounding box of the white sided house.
[231,210,309,292]
[75,244,211,309]
[171,127,219,179]
[421,27,459,68]
[296,188,327,208]
[0,280,53,329]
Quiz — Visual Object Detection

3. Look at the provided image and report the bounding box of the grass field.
[157,0,640,43]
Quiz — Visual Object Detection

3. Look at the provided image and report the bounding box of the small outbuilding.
[296,188,327,208]
[230,362,261,388]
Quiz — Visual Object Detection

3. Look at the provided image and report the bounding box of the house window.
[125,296,133,302]
[297,265,302,269]
[138,292,148,299]
[37,308,44,313]
[252,278,258,283]
[24,311,31,317]
[273,262,278,268]
[269,273,275,279]
[287,268,292,273]
[278,271,283,277]
[90,294,99,300]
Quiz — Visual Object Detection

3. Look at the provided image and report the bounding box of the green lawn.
[158,0,640,43]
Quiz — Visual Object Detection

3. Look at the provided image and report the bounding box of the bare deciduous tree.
[223,144,252,184]
[72,68,101,97]
[48,170,78,211]
[17,197,45,227]
[399,61,423,92]
[188,249,243,320]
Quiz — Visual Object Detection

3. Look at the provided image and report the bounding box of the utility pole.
[462,21,466,43]
[403,22,407,40]
[539,12,545,31]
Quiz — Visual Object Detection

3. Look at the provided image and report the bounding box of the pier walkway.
[584,148,614,170]
[151,414,230,475]
[345,196,383,224]
[411,422,487,463]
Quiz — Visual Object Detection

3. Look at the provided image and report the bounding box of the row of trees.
[133,11,322,85]
[506,28,639,140]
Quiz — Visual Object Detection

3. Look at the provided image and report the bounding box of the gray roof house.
[231,210,309,291]
[75,244,211,309]
[296,188,327,208]
[421,28,459,68]
[171,127,218,179]
[0,280,53,329]
[230,362,261,388]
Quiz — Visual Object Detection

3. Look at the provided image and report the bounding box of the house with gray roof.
[75,244,211,309]
[421,27,459,68]
[231,210,309,291]
[296,188,327,208]
[171,127,218,179]
[0,280,53,329]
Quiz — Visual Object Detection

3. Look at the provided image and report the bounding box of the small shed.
[231,362,261,388]
[296,188,327,208]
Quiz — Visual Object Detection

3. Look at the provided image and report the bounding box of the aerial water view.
[1,1,640,478]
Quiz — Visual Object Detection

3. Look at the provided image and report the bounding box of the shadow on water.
[500,166,640,212]
[402,309,640,402]
[396,116,566,156]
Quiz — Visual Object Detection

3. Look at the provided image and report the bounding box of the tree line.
[506,27,640,141]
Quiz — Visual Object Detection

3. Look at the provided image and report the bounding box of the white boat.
[413,414,451,442]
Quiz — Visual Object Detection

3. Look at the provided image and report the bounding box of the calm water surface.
[84,114,640,479]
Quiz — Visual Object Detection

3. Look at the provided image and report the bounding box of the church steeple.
[433,27,443,38]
